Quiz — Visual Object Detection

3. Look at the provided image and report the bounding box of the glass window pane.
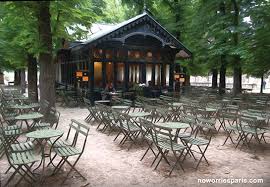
[94,62,102,88]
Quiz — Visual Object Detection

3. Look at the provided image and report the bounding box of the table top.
[129,112,151,118]
[156,122,190,129]
[26,129,64,139]
[205,107,218,112]
[7,103,40,109]
[15,112,44,120]
[149,98,160,101]
[172,102,183,107]
[111,105,130,109]
[95,100,110,103]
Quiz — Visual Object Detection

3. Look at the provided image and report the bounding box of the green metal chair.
[113,112,142,150]
[182,118,214,169]
[35,107,60,130]
[152,123,187,175]
[51,119,90,184]
[0,130,39,186]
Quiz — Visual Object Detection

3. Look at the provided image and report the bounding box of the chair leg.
[169,150,185,176]
[61,157,86,184]
[195,144,210,170]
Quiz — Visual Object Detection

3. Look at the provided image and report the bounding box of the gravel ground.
[1,105,270,187]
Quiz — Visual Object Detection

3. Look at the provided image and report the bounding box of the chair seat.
[178,132,191,138]
[35,122,51,129]
[11,141,34,152]
[145,133,169,142]
[3,124,21,130]
[54,146,81,157]
[183,136,209,145]
[226,125,239,131]
[48,138,71,148]
[4,129,23,136]
[158,141,186,151]
[242,126,266,134]
[122,122,141,132]
[10,151,39,165]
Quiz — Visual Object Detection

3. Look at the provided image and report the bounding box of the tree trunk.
[37,1,55,112]
[232,0,242,95]
[219,2,226,95]
[27,53,38,101]
[219,55,226,94]
[260,75,264,94]
[211,68,218,88]
[0,70,4,84]
[14,70,21,85]
[233,65,242,95]
[20,69,26,93]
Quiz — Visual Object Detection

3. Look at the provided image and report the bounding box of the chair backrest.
[45,107,61,129]
[0,129,15,164]
[139,118,154,136]
[152,124,175,149]
[83,97,91,106]
[239,115,258,128]
[66,119,90,152]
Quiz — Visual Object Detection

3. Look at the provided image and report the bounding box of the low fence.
[190,82,257,90]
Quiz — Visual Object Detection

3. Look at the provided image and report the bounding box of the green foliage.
[0,1,102,70]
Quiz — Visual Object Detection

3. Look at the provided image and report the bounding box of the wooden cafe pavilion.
[56,10,192,98]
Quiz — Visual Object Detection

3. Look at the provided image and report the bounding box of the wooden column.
[161,64,165,87]
[88,51,94,96]
[141,63,146,84]
[124,63,129,91]
[169,63,174,90]
[102,61,106,87]
[102,49,106,87]
[151,63,155,86]
[113,62,117,88]
[113,49,117,88]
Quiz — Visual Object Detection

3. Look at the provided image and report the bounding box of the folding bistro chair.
[113,112,142,150]
[139,118,157,163]
[222,112,239,145]
[182,118,214,169]
[35,107,60,130]
[151,124,187,175]
[0,130,39,186]
[51,119,90,184]
[236,115,267,149]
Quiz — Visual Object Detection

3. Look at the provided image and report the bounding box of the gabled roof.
[71,11,192,58]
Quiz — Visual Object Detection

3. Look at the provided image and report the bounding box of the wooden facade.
[56,11,191,95]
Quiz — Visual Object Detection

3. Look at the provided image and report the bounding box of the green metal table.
[156,121,191,141]
[111,105,130,113]
[15,112,44,131]
[128,112,151,118]
[26,129,64,181]
[7,103,40,113]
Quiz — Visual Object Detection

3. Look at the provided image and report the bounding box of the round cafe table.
[26,129,64,180]
[7,103,40,113]
[128,112,151,118]
[156,121,191,140]
[15,112,43,131]
[95,100,111,105]
[111,105,130,113]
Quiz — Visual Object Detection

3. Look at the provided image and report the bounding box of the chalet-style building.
[56,10,191,97]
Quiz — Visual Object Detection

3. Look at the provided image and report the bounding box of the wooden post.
[124,62,129,91]
[169,63,174,90]
[88,49,94,103]
[113,62,117,89]
[124,49,129,91]
[151,64,155,86]
[141,63,146,84]
[161,64,165,87]
[102,61,106,87]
